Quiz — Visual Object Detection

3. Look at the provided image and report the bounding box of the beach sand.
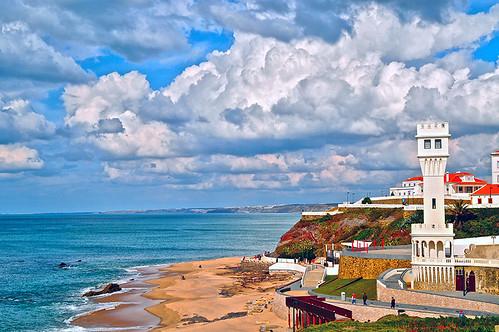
[72,257,298,331]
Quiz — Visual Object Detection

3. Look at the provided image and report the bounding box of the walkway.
[302,266,325,288]
[308,289,497,317]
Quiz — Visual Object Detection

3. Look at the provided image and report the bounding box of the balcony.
[411,223,454,236]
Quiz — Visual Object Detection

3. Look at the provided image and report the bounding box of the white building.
[411,122,456,290]
[390,172,486,199]
[492,150,499,184]
[389,176,423,197]
[471,184,499,206]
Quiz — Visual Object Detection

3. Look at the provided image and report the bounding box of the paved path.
[302,266,324,288]
[309,289,498,317]
[278,279,498,318]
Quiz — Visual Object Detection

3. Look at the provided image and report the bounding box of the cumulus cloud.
[0,1,201,62]
[0,144,44,172]
[0,21,91,83]
[0,99,56,144]
[203,0,494,48]
[60,3,499,192]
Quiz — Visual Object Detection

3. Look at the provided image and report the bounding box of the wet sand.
[72,257,297,331]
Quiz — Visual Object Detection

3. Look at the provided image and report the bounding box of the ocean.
[0,213,297,332]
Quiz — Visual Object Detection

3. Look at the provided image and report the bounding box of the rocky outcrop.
[274,208,413,258]
[82,283,121,297]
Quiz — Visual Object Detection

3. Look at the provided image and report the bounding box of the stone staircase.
[302,265,325,288]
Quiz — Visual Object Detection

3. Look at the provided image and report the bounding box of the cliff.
[274,207,499,258]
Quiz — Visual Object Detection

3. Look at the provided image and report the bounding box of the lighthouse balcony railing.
[412,257,455,265]
[411,223,454,235]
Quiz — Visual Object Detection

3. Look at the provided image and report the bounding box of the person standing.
[351,293,356,304]
[390,297,396,309]
[362,292,368,305]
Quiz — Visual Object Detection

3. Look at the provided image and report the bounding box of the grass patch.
[322,275,338,283]
[304,315,499,332]
[314,277,377,300]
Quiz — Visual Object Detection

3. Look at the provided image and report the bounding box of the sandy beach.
[72,257,298,331]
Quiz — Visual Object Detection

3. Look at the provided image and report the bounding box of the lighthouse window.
[435,139,442,149]
[424,139,431,149]
[432,198,436,209]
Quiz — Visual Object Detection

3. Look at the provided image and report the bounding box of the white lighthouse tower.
[492,150,499,184]
[411,122,455,290]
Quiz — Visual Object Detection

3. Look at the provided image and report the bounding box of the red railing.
[285,295,353,330]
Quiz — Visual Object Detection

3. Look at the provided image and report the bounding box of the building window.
[477,198,482,204]
[489,198,493,204]
[424,139,431,149]
[435,139,442,149]
[432,198,436,209]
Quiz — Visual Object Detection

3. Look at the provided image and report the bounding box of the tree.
[448,200,473,231]
[362,197,372,204]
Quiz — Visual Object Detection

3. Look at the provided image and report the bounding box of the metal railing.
[412,257,499,268]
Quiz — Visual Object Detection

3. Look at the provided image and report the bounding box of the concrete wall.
[465,245,499,259]
[339,255,411,279]
[377,281,499,314]
[272,291,288,320]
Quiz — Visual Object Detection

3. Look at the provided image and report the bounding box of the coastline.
[71,257,298,331]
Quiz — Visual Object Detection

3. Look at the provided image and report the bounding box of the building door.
[455,267,464,291]
[467,271,476,292]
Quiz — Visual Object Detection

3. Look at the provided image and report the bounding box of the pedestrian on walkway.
[362,292,368,305]
[390,297,396,309]
[351,293,356,305]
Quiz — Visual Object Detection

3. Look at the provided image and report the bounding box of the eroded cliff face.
[274,208,414,258]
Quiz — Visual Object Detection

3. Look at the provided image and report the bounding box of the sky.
[0,0,498,213]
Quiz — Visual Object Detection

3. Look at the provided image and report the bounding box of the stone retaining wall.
[377,281,499,314]
[464,266,499,295]
[339,255,411,279]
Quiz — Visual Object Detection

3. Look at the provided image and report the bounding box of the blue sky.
[0,0,498,213]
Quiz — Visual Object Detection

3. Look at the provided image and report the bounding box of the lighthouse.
[411,122,455,290]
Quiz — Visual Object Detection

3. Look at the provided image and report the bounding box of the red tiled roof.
[492,150,499,155]
[404,172,486,184]
[472,184,499,196]
[405,176,423,182]
[446,172,487,184]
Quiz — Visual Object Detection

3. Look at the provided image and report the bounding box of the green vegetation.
[314,277,377,300]
[453,208,499,239]
[447,200,474,231]
[278,240,316,259]
[362,197,372,204]
[304,314,499,332]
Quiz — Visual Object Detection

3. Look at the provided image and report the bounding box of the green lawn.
[314,277,377,300]
[304,315,499,332]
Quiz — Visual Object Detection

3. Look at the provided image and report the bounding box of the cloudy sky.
[1,0,498,213]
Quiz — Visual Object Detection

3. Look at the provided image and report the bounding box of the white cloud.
[0,144,44,172]
[0,21,91,84]
[0,99,56,144]
[59,4,499,191]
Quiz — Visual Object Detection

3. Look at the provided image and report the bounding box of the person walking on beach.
[351,293,356,305]
[390,297,396,309]
[362,292,368,306]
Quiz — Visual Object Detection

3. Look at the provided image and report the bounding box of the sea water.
[0,213,297,332]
